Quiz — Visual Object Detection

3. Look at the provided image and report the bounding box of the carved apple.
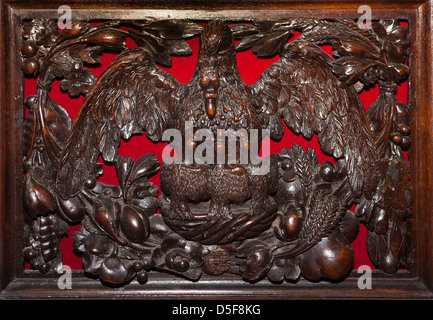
[299,229,354,281]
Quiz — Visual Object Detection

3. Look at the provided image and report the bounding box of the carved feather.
[252,40,380,198]
[56,48,183,199]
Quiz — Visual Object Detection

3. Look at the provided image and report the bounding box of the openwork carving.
[22,18,411,285]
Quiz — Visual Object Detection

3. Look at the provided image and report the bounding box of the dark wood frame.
[1,0,432,299]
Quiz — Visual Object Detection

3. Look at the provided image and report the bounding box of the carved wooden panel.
[1,0,433,299]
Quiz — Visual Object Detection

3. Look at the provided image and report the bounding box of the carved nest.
[160,194,277,245]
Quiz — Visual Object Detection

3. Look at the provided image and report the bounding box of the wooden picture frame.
[1,0,432,299]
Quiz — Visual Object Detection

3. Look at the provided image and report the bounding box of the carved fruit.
[339,210,360,243]
[57,196,85,223]
[299,230,354,281]
[239,248,273,281]
[99,255,129,284]
[165,248,190,272]
[119,205,150,243]
[319,160,347,182]
[280,215,303,241]
[21,40,38,57]
[24,174,56,217]
[22,58,40,76]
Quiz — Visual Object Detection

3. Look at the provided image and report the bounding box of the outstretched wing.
[252,41,379,198]
[56,47,184,199]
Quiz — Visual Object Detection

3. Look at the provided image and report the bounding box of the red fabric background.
[24,26,408,271]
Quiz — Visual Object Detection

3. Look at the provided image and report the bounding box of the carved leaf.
[128,29,172,67]
[366,92,395,158]
[68,44,103,64]
[139,19,203,40]
[44,97,73,149]
[230,23,258,39]
[236,33,262,52]
[115,155,134,192]
[333,57,381,85]
[334,38,381,60]
[128,154,160,184]
[60,68,96,97]
[252,30,290,57]
[165,39,192,56]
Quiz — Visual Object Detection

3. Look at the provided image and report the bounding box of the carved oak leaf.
[68,44,103,65]
[60,68,96,97]
[332,20,410,87]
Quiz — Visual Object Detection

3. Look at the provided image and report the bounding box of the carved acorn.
[119,205,150,244]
